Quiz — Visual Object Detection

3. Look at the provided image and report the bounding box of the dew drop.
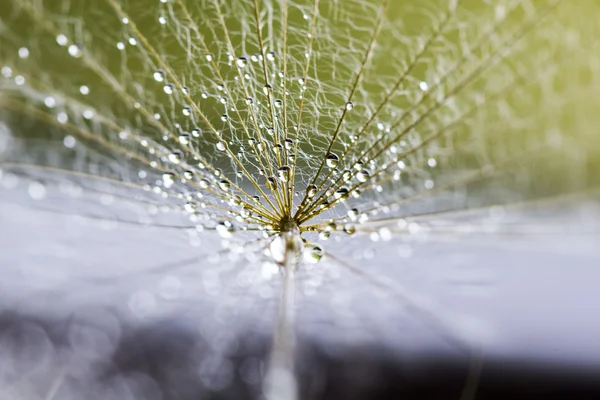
[278,166,290,183]
[236,57,247,68]
[306,184,317,198]
[18,47,29,59]
[153,70,165,82]
[357,170,370,183]
[334,188,349,200]
[56,34,68,46]
[274,99,283,108]
[216,221,235,238]
[219,180,230,191]
[164,84,174,94]
[199,179,210,189]
[303,243,324,264]
[266,176,277,190]
[284,139,293,150]
[343,224,356,235]
[162,173,175,189]
[266,52,276,61]
[326,153,339,168]
[28,181,46,200]
[179,133,190,145]
[168,151,182,164]
[345,101,354,111]
[184,202,197,213]
[68,44,82,58]
[63,135,76,149]
[216,141,227,151]
[347,208,359,221]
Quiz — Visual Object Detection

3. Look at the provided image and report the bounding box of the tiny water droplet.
[162,173,175,188]
[216,221,235,238]
[153,70,165,82]
[303,243,324,264]
[236,57,248,68]
[216,141,227,151]
[345,101,354,111]
[306,184,317,198]
[168,151,182,164]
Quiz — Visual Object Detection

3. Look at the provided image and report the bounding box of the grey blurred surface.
[1,178,600,399]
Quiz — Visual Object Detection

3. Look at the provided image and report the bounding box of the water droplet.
[319,231,330,240]
[219,180,231,191]
[266,176,277,190]
[164,84,174,94]
[343,224,356,235]
[18,47,29,59]
[419,81,429,91]
[347,208,359,221]
[303,243,324,264]
[274,99,283,108]
[162,173,175,188]
[284,139,293,150]
[278,166,290,182]
[236,57,247,68]
[263,84,272,95]
[184,202,197,213]
[28,181,46,200]
[206,54,214,62]
[199,179,210,188]
[266,51,276,61]
[216,221,235,238]
[183,170,194,180]
[68,44,82,58]
[345,101,354,111]
[216,141,227,151]
[357,170,370,182]
[179,133,190,145]
[168,151,182,164]
[182,107,191,116]
[63,135,76,148]
[245,97,253,105]
[326,153,339,168]
[334,188,349,200]
[428,158,437,167]
[353,160,364,171]
[306,184,317,198]
[153,70,165,82]
[56,34,68,46]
